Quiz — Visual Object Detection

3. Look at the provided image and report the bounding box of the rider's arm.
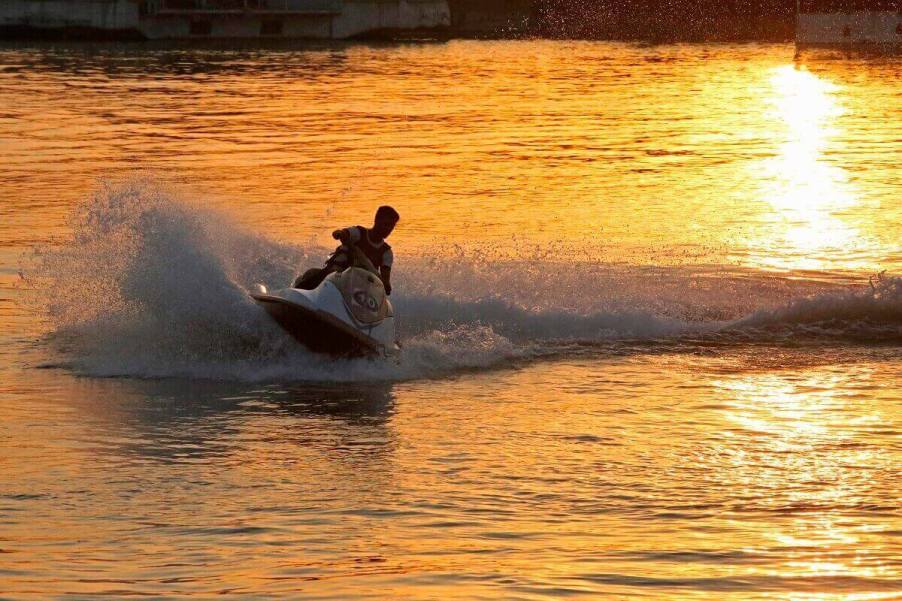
[380,266,392,296]
[332,227,363,243]
[381,247,394,295]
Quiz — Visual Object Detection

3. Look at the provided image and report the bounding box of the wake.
[21,180,902,381]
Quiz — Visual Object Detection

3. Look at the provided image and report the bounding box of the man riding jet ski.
[294,205,398,295]
[251,206,400,358]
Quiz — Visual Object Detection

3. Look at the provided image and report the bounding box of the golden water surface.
[0,41,900,599]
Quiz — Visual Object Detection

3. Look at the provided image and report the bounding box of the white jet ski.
[252,249,398,358]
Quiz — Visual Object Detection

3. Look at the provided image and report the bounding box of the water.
[1,41,901,599]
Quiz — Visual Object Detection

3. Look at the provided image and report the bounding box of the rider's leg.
[293,268,324,289]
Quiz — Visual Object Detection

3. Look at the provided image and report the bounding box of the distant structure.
[0,0,140,38]
[796,0,902,49]
[0,0,451,39]
[446,0,532,37]
[529,0,795,41]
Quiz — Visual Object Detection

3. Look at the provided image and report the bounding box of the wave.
[725,274,902,342]
[21,179,902,381]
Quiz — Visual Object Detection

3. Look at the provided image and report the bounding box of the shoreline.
[0,25,797,44]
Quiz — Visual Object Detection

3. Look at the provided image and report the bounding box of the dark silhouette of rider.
[294,205,399,294]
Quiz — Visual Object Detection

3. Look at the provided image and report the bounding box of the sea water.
[1,41,900,599]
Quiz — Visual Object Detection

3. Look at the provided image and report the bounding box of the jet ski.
[251,248,399,358]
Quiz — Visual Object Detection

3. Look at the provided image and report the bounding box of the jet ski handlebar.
[335,245,380,278]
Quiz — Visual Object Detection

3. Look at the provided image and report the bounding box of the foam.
[22,180,901,381]
[728,273,902,341]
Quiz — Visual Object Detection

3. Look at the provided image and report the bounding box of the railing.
[156,0,342,14]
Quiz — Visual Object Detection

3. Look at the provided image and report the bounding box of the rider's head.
[373,205,399,239]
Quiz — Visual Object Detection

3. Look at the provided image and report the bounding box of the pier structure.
[0,0,451,39]
[797,0,901,49]
[0,0,141,38]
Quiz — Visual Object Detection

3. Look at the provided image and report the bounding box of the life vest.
[350,225,391,269]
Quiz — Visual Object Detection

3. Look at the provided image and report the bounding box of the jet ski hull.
[252,292,385,358]
[251,269,398,359]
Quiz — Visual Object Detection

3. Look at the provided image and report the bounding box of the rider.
[294,205,399,294]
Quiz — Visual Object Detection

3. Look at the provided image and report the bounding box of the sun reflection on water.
[751,65,868,274]
[713,365,898,597]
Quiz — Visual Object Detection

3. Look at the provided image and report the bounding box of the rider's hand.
[331,229,344,241]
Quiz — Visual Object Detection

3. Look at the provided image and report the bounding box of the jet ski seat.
[293,246,383,291]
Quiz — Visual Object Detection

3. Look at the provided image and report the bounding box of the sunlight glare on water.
[750,65,861,273]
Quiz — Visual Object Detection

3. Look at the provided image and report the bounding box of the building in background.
[797,0,901,49]
[0,0,451,39]
[10,0,898,43]
[0,0,141,38]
